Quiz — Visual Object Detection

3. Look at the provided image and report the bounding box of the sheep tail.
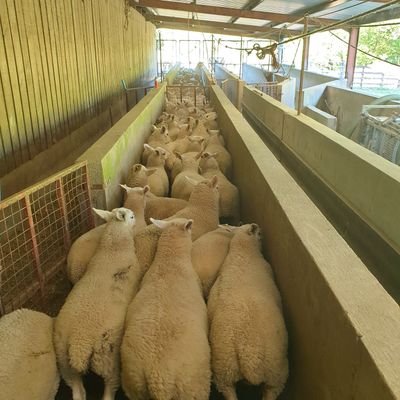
[68,335,93,374]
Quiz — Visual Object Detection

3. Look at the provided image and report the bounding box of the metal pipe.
[297,17,309,116]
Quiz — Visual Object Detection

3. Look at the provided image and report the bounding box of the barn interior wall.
[0,0,156,179]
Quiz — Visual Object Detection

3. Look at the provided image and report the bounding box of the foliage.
[357,25,400,66]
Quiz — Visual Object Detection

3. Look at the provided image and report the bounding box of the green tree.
[357,25,400,66]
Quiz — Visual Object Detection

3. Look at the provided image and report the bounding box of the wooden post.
[297,17,309,116]
[345,27,359,89]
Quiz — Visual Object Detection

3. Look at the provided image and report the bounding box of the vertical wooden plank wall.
[0,0,156,177]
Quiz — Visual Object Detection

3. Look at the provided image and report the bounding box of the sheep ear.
[248,223,259,235]
[210,175,218,188]
[151,125,157,131]
[143,185,150,194]
[218,224,234,232]
[92,208,114,222]
[150,218,171,229]
[184,219,193,231]
[174,151,182,160]
[144,143,154,151]
[210,151,218,158]
[185,176,199,185]
[195,151,203,160]
[134,164,142,172]
[146,168,157,176]
[120,184,133,193]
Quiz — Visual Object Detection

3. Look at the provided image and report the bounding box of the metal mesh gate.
[0,162,94,316]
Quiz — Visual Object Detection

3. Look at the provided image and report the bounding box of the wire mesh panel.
[166,85,208,106]
[0,162,94,316]
[252,83,282,101]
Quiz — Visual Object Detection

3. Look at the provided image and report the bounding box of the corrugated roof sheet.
[253,0,321,14]
[311,1,383,20]
[196,0,249,8]
[235,17,270,27]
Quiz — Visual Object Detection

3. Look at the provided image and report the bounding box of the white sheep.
[171,151,203,201]
[120,184,149,233]
[192,225,235,298]
[208,224,288,400]
[145,193,187,224]
[126,164,156,188]
[199,152,240,224]
[66,185,148,285]
[55,207,143,400]
[171,135,205,154]
[142,126,171,164]
[121,218,210,400]
[144,144,170,197]
[0,308,59,400]
[191,118,209,139]
[134,175,220,271]
[205,131,232,177]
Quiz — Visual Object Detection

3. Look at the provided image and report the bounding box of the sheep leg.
[70,375,86,400]
[102,381,118,400]
[220,386,238,400]
[262,385,280,400]
[56,350,86,400]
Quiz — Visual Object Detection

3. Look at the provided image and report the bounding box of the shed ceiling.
[132,0,400,39]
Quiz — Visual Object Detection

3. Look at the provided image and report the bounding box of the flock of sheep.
[0,69,288,400]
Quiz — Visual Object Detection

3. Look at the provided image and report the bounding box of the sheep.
[55,207,143,400]
[166,115,186,140]
[190,118,209,139]
[205,130,233,177]
[66,186,148,285]
[203,111,219,130]
[121,218,211,400]
[126,164,156,188]
[199,152,240,224]
[144,144,169,197]
[0,308,59,400]
[208,224,288,400]
[171,151,203,201]
[142,126,171,164]
[120,184,149,233]
[171,135,205,154]
[145,194,187,224]
[134,175,220,271]
[192,225,235,298]
[207,129,225,146]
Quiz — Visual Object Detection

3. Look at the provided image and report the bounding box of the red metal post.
[24,195,45,295]
[82,164,96,229]
[346,27,359,89]
[56,178,72,251]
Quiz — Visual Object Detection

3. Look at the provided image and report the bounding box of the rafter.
[228,0,264,25]
[147,15,301,36]
[152,22,262,38]
[133,0,335,24]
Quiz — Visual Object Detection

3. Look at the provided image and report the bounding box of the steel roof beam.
[146,14,301,35]
[132,0,335,24]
